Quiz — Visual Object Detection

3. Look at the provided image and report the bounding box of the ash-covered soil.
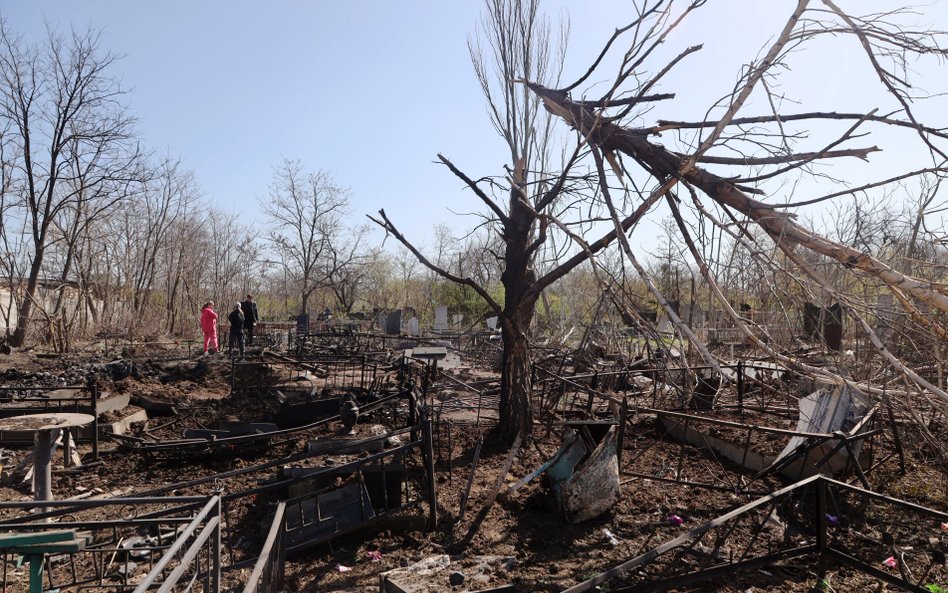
[0,342,944,593]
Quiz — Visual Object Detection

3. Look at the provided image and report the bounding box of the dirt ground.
[0,343,945,593]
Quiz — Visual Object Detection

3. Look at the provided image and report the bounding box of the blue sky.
[2,1,947,256]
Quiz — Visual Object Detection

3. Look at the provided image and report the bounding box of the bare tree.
[524,0,948,416]
[376,0,948,446]
[374,0,589,444]
[115,157,198,323]
[0,22,137,346]
[321,224,374,314]
[263,158,349,316]
[44,135,142,348]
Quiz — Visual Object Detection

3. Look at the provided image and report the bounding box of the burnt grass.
[0,344,945,593]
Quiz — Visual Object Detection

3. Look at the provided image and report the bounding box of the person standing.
[227,302,245,356]
[241,294,260,345]
[200,301,219,355]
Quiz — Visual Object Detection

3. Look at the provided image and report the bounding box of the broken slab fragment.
[380,555,514,593]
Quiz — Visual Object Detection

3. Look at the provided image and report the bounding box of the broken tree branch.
[437,153,510,225]
[368,209,502,315]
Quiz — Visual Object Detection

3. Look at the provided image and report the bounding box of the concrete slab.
[96,393,131,416]
[381,555,515,593]
[660,416,770,473]
[83,409,148,438]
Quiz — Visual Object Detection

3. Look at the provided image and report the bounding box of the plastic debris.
[883,556,898,569]
[667,513,684,526]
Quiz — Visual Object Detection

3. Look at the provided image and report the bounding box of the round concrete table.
[0,413,94,504]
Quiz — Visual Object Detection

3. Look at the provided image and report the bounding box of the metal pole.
[91,384,99,459]
[34,429,57,516]
[421,412,437,531]
[458,438,482,522]
[28,555,44,593]
[63,428,73,468]
[736,361,744,416]
[816,478,827,553]
[617,397,628,466]
[408,389,417,444]
[210,496,222,593]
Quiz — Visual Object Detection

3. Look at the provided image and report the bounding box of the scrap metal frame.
[560,475,948,593]
[240,502,286,593]
[0,494,217,592]
[0,412,437,591]
[112,384,411,457]
[0,384,100,458]
[529,361,896,494]
[231,350,395,394]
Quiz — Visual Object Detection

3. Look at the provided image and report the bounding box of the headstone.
[452,313,463,328]
[823,303,843,352]
[656,314,671,334]
[686,306,706,326]
[802,302,822,340]
[296,314,310,335]
[774,385,870,477]
[486,316,498,331]
[376,311,387,330]
[875,294,895,340]
[433,305,449,331]
[802,302,843,351]
[385,310,402,335]
[406,317,419,335]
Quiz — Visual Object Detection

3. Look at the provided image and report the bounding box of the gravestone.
[802,302,843,351]
[406,317,419,335]
[656,314,672,334]
[385,310,402,335]
[486,316,498,331]
[296,314,310,335]
[433,306,449,331]
[823,303,843,351]
[802,302,822,340]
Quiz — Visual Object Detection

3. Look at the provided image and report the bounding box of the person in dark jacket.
[241,294,259,345]
[227,303,245,356]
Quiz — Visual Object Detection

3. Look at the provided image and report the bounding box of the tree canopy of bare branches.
[0,21,139,346]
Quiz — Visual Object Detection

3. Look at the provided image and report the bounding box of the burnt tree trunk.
[497,179,539,444]
[499,311,535,444]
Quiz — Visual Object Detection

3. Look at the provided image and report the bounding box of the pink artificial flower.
[667,513,684,526]
[883,556,897,569]
[941,522,948,531]
[366,550,382,562]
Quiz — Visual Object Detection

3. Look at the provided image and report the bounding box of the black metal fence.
[0,494,219,592]
[240,502,286,593]
[560,475,948,593]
